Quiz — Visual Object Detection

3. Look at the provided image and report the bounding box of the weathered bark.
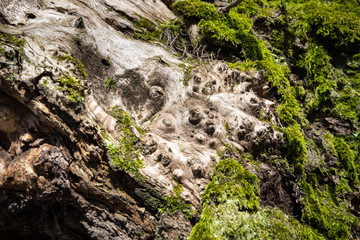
[218,0,244,14]
[0,0,292,239]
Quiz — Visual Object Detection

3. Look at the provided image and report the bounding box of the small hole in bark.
[27,13,36,19]
[101,59,111,66]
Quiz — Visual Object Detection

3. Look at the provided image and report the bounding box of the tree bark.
[218,0,244,14]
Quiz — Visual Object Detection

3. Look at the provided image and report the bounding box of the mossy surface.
[0,32,26,71]
[173,0,360,239]
[189,158,322,240]
[58,54,87,78]
[56,75,84,103]
[300,181,358,239]
[158,183,196,220]
[0,32,25,47]
[102,106,143,180]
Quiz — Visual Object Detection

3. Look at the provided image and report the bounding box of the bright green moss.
[198,11,263,60]
[58,54,87,78]
[300,181,358,239]
[190,158,322,239]
[103,106,143,179]
[335,85,360,122]
[297,44,333,84]
[201,158,259,211]
[56,75,84,103]
[284,124,307,165]
[178,62,197,86]
[233,0,269,18]
[332,137,358,184]
[174,0,266,60]
[291,1,360,46]
[172,0,220,20]
[199,19,239,46]
[278,91,303,126]
[133,16,163,41]
[191,205,323,240]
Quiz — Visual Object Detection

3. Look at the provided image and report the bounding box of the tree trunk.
[218,0,244,14]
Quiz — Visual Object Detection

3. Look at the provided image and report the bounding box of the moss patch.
[158,183,196,220]
[103,106,143,179]
[58,54,87,78]
[56,75,84,103]
[190,158,321,239]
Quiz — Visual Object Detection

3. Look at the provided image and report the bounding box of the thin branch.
[218,0,244,14]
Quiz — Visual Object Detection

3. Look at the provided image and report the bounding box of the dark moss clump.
[0,32,25,47]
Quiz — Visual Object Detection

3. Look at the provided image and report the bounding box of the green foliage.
[158,183,196,220]
[178,62,197,86]
[335,83,360,122]
[174,0,266,60]
[133,16,163,41]
[198,12,264,60]
[103,106,143,179]
[300,181,359,239]
[58,54,87,78]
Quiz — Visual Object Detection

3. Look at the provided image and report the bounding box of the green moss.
[103,106,144,179]
[284,124,307,165]
[291,1,360,46]
[104,77,116,91]
[172,0,220,20]
[190,158,321,239]
[133,17,162,41]
[335,84,360,122]
[0,32,25,47]
[202,158,259,211]
[56,75,84,103]
[178,63,197,86]
[197,11,263,60]
[158,183,196,220]
[332,137,358,184]
[58,54,87,78]
[300,181,358,239]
